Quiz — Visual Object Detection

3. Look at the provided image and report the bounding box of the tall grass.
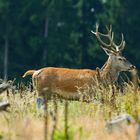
[0,81,139,140]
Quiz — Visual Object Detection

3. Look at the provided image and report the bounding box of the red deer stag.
[23,24,135,101]
[23,24,135,140]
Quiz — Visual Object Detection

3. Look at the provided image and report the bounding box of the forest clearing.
[0,0,139,140]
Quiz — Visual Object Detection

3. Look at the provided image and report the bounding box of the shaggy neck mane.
[100,58,120,83]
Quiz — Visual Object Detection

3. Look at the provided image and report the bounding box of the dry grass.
[0,82,139,140]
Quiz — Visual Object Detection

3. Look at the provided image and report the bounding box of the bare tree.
[3,33,9,81]
[42,0,55,66]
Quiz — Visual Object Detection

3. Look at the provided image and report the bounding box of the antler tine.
[92,23,107,36]
[91,24,116,52]
[118,33,125,51]
[105,26,117,52]
[106,25,116,44]
[119,40,126,51]
[92,24,126,53]
[111,32,114,41]
[112,33,126,52]
[106,25,112,34]
[91,23,99,35]
[91,24,110,47]
[105,25,125,53]
[98,25,112,37]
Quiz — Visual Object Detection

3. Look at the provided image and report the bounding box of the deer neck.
[100,57,120,83]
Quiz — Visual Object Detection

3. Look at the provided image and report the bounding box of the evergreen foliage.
[0,0,139,80]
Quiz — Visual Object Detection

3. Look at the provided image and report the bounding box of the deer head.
[91,24,135,73]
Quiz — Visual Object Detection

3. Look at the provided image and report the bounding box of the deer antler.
[91,24,125,53]
[112,33,125,52]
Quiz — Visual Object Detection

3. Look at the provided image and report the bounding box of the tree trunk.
[4,35,9,81]
[80,0,88,68]
[42,16,49,66]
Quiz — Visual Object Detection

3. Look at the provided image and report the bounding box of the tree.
[0,0,12,81]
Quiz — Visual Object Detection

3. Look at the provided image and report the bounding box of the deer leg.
[65,101,69,140]
[44,93,49,140]
[36,90,52,110]
[44,99,48,140]
[51,98,58,140]
[36,97,45,109]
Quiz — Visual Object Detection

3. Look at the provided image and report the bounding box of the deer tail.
[22,70,36,78]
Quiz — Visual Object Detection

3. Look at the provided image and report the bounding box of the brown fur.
[23,67,97,99]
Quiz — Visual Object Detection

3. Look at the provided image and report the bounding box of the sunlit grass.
[0,82,139,140]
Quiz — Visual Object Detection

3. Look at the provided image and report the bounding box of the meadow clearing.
[0,0,139,140]
[0,79,139,140]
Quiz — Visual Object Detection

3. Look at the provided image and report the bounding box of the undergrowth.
[0,82,139,140]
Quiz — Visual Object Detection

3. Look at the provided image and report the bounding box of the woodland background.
[0,0,139,81]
